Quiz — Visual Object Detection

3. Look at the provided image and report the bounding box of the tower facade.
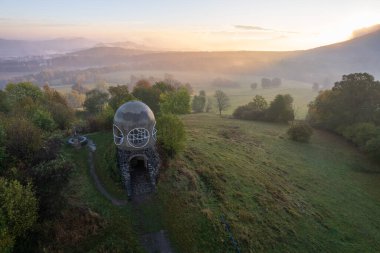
[113,101,160,198]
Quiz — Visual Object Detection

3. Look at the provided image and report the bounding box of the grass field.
[102,70,317,118]
[64,112,380,252]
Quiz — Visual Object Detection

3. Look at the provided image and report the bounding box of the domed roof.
[114,100,155,125]
[113,101,156,150]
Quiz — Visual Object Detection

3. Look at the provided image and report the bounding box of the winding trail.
[87,139,128,206]
[86,139,174,253]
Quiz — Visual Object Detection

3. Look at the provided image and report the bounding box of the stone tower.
[113,101,160,198]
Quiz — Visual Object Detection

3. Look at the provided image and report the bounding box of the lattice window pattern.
[127,128,150,148]
[152,123,157,141]
[113,124,124,145]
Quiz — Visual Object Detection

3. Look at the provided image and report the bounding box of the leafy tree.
[261,78,272,89]
[266,94,294,122]
[0,90,9,113]
[233,95,268,120]
[312,82,319,92]
[5,82,43,106]
[0,178,37,252]
[250,83,258,90]
[341,123,379,148]
[132,82,161,113]
[157,114,186,157]
[160,87,191,114]
[65,90,85,108]
[0,124,5,169]
[4,117,42,161]
[152,81,175,94]
[83,89,109,114]
[365,136,380,162]
[272,77,282,87]
[287,122,313,142]
[205,97,213,113]
[191,90,206,113]
[31,109,56,131]
[108,85,135,111]
[308,73,380,130]
[31,157,73,219]
[214,90,230,116]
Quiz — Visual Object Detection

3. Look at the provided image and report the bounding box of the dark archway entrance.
[129,156,153,196]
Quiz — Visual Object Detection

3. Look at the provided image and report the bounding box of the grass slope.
[63,113,380,252]
[163,113,380,252]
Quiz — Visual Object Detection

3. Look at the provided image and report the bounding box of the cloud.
[351,24,380,38]
[234,25,269,31]
[234,25,298,34]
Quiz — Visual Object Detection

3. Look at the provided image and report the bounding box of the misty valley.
[1,1,380,253]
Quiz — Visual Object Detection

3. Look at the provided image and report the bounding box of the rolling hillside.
[65,113,380,252]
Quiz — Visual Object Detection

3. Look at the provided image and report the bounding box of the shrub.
[156,114,186,157]
[365,136,380,162]
[342,123,379,148]
[287,122,313,142]
[4,117,43,161]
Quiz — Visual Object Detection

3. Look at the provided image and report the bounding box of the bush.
[341,123,379,148]
[4,117,43,161]
[157,114,186,157]
[287,122,313,142]
[0,178,38,252]
[365,136,380,162]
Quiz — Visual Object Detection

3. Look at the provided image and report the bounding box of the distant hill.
[2,28,380,85]
[0,38,98,58]
[52,29,380,83]
[263,28,380,84]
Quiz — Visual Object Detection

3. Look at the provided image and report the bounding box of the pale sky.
[1,0,380,51]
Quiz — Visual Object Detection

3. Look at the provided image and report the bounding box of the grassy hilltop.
[66,113,380,252]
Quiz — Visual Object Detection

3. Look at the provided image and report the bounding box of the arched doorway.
[129,155,153,196]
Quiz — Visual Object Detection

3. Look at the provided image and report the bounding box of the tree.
[214,90,230,116]
[5,82,43,106]
[108,85,135,111]
[31,157,73,219]
[31,109,56,131]
[152,81,174,94]
[160,87,191,114]
[205,97,213,113]
[156,114,186,157]
[250,83,258,90]
[0,124,5,169]
[4,117,43,161]
[261,78,272,89]
[308,73,380,129]
[272,77,282,87]
[191,90,206,113]
[132,82,161,113]
[287,122,313,142]
[233,95,268,120]
[65,90,85,108]
[266,94,294,122]
[83,89,109,114]
[312,82,319,92]
[0,178,37,252]
[365,136,380,162]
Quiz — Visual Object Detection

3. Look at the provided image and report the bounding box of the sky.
[1,0,380,51]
